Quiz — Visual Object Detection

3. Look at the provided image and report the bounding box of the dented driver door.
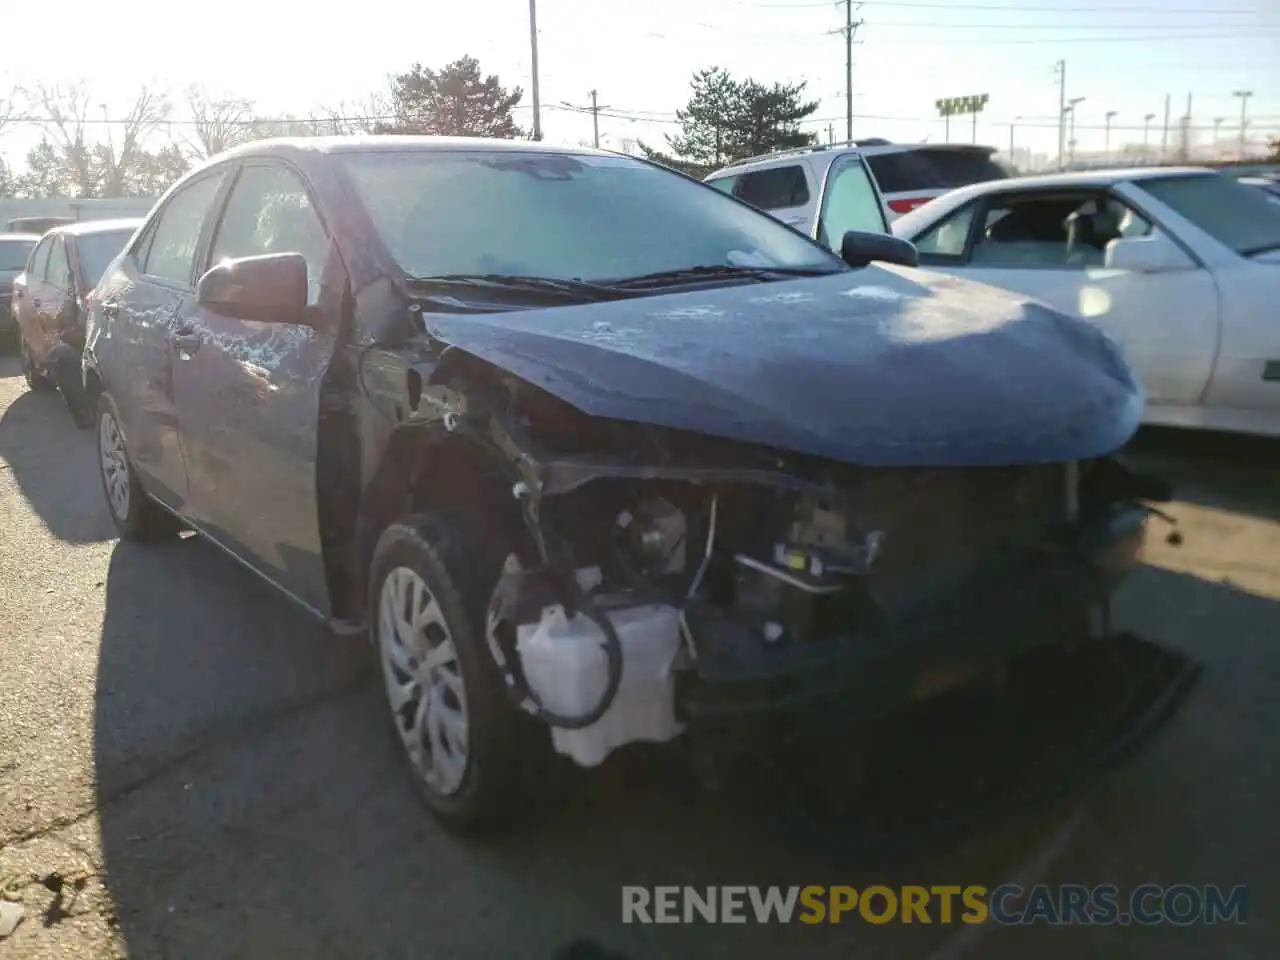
[171,161,339,615]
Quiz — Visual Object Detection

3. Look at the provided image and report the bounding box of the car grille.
[846,464,1071,618]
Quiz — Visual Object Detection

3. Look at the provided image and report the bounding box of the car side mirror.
[197,253,311,324]
[840,230,920,269]
[1103,233,1191,273]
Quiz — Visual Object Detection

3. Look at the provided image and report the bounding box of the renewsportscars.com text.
[621,884,1248,926]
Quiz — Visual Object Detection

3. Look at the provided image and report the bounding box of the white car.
[892,167,1280,439]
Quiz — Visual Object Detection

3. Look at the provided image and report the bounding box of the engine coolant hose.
[495,577,625,731]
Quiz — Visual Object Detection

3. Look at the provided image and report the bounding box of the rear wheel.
[96,393,181,542]
[368,510,559,835]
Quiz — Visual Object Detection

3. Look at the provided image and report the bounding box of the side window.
[49,236,74,291]
[969,194,1152,269]
[913,203,978,258]
[733,165,810,211]
[143,173,226,286]
[706,176,737,195]
[208,164,329,305]
[28,237,52,280]
[818,159,888,250]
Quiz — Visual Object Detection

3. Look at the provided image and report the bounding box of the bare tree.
[185,86,259,158]
[33,81,171,197]
[313,94,392,135]
[0,81,22,139]
[31,81,96,195]
[98,85,171,196]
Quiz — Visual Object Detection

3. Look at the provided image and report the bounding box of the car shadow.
[0,356,113,544]
[92,529,1236,959]
[1123,426,1280,523]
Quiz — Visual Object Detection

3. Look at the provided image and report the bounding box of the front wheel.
[96,393,181,542]
[368,510,558,835]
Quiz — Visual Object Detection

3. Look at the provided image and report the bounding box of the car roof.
[48,217,146,237]
[0,232,41,243]
[215,134,620,162]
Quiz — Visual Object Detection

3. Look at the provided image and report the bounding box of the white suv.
[705,140,1011,245]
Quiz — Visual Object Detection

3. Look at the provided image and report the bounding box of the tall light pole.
[1104,110,1117,160]
[1009,115,1021,164]
[528,0,542,140]
[1067,96,1085,166]
[1142,113,1155,163]
[1233,90,1253,158]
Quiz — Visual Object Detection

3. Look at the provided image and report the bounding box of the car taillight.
[888,197,930,214]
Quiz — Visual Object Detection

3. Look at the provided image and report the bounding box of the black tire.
[21,342,55,392]
[368,510,559,835]
[96,392,181,542]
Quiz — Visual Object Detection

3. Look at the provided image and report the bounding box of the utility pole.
[843,2,864,142]
[1054,59,1067,170]
[828,122,835,145]
[1009,116,1020,162]
[1160,93,1171,162]
[1213,117,1224,156]
[528,0,542,140]
[1104,110,1117,160]
[1234,90,1253,158]
[1143,113,1155,163]
[561,91,609,147]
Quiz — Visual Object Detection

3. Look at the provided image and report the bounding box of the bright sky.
[1,0,1277,171]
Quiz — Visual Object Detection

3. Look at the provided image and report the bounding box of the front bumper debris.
[676,504,1149,721]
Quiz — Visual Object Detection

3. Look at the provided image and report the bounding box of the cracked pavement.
[1,353,1279,959]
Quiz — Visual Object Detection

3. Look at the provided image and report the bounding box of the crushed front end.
[468,395,1163,769]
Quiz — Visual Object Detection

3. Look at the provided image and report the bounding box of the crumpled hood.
[423,265,1143,468]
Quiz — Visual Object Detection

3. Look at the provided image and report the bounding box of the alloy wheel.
[98,410,131,521]
[377,566,471,796]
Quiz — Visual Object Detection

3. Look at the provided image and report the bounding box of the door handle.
[171,330,202,354]
[101,301,119,318]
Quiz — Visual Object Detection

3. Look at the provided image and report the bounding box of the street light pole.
[528,0,542,140]
[1009,116,1021,162]
[1104,110,1117,160]
[1142,113,1155,163]
[1233,90,1253,159]
[1067,97,1085,166]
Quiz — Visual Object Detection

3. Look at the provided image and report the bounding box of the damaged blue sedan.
[83,136,1162,834]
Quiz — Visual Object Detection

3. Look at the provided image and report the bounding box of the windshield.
[76,229,137,287]
[339,150,843,283]
[0,239,36,272]
[1139,173,1280,257]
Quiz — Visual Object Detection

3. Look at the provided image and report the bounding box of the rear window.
[733,165,810,211]
[868,149,1009,195]
[76,229,137,288]
[0,239,36,272]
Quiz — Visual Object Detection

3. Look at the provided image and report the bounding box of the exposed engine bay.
[417,370,1166,770]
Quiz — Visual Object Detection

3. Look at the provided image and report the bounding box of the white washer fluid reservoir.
[516,601,685,767]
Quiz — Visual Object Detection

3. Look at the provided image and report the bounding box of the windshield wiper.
[607,264,841,289]
[406,273,627,302]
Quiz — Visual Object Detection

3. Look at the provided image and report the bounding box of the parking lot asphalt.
[1,352,1278,959]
